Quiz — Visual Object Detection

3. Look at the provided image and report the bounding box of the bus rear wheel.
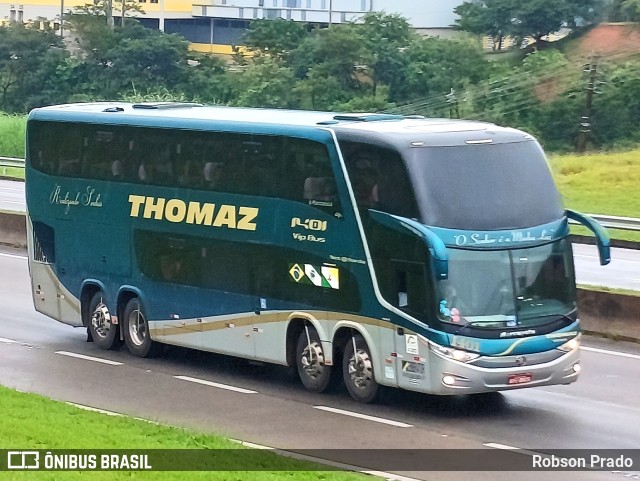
[87,291,119,350]
[296,327,332,393]
[343,334,379,403]
[123,298,161,358]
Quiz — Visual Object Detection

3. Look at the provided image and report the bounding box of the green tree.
[619,0,640,20]
[455,0,514,50]
[356,12,415,98]
[233,57,300,108]
[590,62,640,147]
[510,0,571,42]
[455,0,603,45]
[289,24,366,90]
[72,21,192,99]
[563,0,604,26]
[242,18,309,59]
[399,37,489,110]
[0,23,68,112]
[177,53,234,105]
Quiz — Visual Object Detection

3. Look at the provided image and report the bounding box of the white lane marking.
[313,406,413,428]
[55,351,123,366]
[66,403,161,425]
[66,402,124,416]
[0,252,27,260]
[484,442,521,451]
[581,346,640,361]
[174,375,257,394]
[0,336,34,348]
[575,252,640,262]
[231,439,424,481]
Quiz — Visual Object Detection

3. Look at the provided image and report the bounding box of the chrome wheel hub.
[91,303,111,338]
[301,341,325,379]
[348,349,373,389]
[128,309,147,347]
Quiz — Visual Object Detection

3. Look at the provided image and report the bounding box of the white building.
[1,0,466,52]
[194,0,463,29]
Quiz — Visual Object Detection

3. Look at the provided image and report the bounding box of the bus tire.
[296,328,332,393]
[343,334,379,403]
[122,298,161,358]
[87,291,120,350]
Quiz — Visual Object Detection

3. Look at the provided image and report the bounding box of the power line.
[383,46,640,119]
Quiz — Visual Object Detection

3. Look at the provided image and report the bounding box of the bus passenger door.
[367,211,446,392]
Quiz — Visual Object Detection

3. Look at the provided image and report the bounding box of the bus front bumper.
[424,347,581,395]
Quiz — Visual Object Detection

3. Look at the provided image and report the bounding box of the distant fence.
[2,156,639,231]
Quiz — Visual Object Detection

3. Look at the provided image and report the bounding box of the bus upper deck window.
[347,150,380,208]
[203,162,224,189]
[303,177,336,201]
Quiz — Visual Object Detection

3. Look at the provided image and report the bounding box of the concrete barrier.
[578,289,640,342]
[0,210,27,249]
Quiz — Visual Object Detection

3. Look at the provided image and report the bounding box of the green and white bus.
[25,102,611,403]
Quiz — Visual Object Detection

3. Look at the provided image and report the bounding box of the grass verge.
[549,150,640,242]
[578,284,640,298]
[0,166,24,180]
[0,385,368,480]
[0,114,26,159]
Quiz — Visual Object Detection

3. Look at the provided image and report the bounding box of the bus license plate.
[508,373,532,385]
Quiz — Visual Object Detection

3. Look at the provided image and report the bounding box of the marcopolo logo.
[7,451,40,470]
[128,195,258,231]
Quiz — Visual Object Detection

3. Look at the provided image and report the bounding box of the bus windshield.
[406,141,565,230]
[437,239,576,329]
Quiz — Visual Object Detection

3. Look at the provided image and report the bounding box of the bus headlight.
[558,334,581,353]
[429,343,480,363]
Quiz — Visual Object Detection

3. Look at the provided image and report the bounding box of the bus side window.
[342,142,418,218]
[290,143,340,212]
[303,176,336,201]
[344,149,380,209]
[56,129,83,177]
[203,161,224,189]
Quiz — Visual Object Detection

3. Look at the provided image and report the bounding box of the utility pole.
[106,0,114,28]
[577,60,598,153]
[60,0,64,37]
[446,88,459,119]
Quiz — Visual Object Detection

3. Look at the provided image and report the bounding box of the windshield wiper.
[454,319,511,335]
[455,312,575,335]
[518,312,576,324]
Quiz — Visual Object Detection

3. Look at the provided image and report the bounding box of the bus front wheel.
[123,298,160,358]
[343,334,379,403]
[87,292,120,350]
[296,327,332,393]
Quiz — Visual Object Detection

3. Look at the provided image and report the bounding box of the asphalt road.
[0,178,25,213]
[0,248,639,481]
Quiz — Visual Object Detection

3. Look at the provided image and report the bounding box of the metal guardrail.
[1,156,639,231]
[585,215,640,232]
[0,156,25,169]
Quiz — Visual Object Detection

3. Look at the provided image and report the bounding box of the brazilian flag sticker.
[289,263,340,289]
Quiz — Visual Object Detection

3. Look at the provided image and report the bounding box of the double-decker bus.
[25,102,610,403]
